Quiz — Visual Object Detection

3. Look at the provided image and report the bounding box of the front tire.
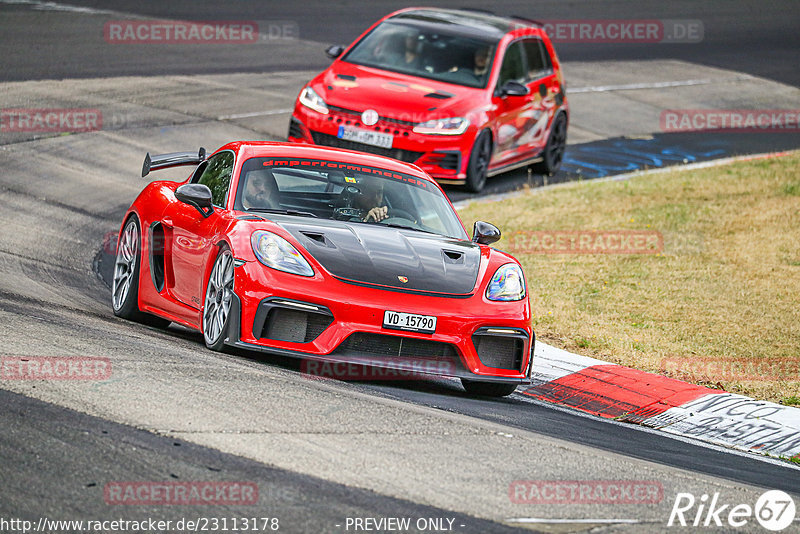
[532,112,567,176]
[111,216,170,328]
[465,130,492,193]
[203,245,234,352]
[461,379,518,397]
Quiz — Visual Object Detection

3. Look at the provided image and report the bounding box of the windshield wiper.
[249,208,318,218]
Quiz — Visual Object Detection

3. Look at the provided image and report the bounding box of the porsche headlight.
[412,117,469,135]
[251,231,314,277]
[486,263,526,301]
[298,86,329,115]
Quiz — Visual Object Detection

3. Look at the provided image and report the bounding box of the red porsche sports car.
[288,8,568,192]
[112,142,532,396]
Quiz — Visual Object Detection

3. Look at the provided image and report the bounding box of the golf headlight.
[412,117,469,135]
[486,263,526,301]
[251,231,314,277]
[299,86,329,115]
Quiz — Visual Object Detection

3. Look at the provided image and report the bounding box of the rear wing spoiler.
[142,147,206,177]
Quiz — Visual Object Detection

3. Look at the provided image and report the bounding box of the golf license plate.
[383,310,437,334]
[337,125,393,149]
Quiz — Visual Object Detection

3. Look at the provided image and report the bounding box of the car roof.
[215,141,435,183]
[387,8,538,40]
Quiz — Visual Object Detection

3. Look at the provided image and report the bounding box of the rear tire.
[465,130,492,193]
[203,245,234,352]
[532,112,567,176]
[461,379,518,397]
[111,216,170,328]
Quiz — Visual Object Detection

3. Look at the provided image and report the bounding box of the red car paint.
[289,8,568,191]
[115,142,532,393]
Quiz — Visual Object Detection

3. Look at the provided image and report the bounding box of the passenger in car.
[448,46,491,85]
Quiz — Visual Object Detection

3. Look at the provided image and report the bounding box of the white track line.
[568,75,755,93]
[218,108,293,120]
[0,0,136,16]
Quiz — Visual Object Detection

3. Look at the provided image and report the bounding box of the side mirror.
[497,80,529,98]
[325,45,345,59]
[175,183,214,218]
[472,221,501,245]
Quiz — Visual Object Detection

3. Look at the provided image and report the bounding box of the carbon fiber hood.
[279,219,480,295]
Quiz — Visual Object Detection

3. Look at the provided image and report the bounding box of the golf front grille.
[309,131,423,163]
[288,117,305,139]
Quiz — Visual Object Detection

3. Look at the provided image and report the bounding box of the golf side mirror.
[326,45,345,59]
[498,80,529,98]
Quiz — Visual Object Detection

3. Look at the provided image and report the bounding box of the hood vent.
[300,231,335,248]
[424,92,454,99]
[442,250,465,264]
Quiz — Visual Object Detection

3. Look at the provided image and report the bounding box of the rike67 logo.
[668,490,796,531]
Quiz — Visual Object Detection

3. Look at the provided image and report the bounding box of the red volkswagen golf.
[289,8,568,192]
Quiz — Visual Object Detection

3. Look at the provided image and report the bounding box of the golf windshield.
[342,21,497,88]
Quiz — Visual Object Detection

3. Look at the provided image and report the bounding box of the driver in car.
[242,170,280,210]
[355,179,388,222]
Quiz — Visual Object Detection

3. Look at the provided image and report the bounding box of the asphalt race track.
[2,0,799,86]
[1,1,799,533]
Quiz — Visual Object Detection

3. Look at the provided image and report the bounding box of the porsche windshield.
[234,157,469,240]
[341,21,497,89]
